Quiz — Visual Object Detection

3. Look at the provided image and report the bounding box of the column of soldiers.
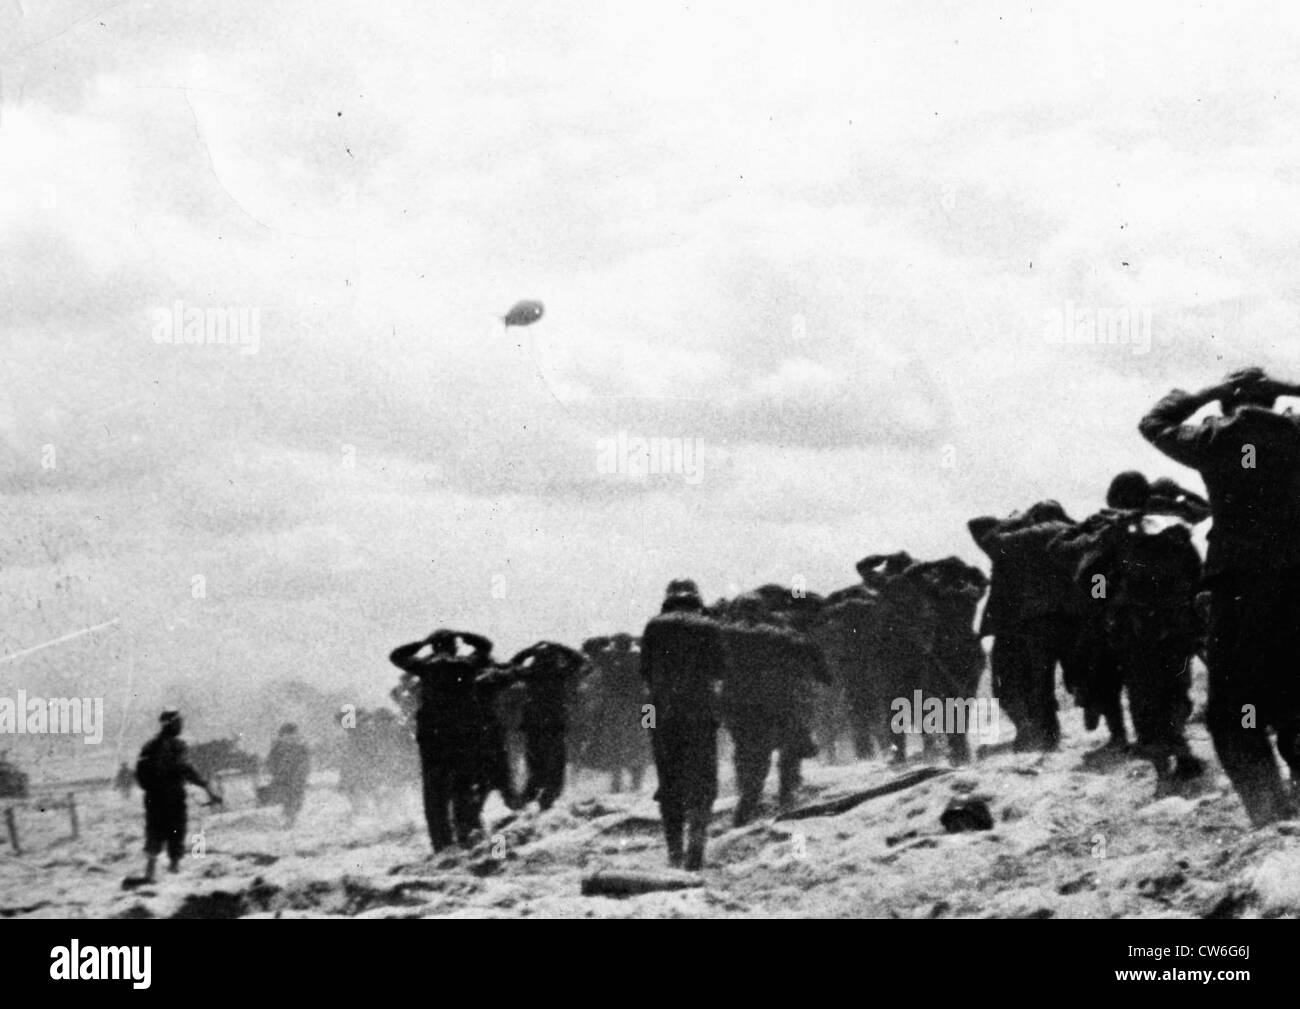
[636,560,989,866]
[654,368,1300,860]
[955,365,1300,831]
[124,363,1281,881]
[386,629,660,850]
[375,509,1216,869]
[132,368,1300,876]
[812,553,988,766]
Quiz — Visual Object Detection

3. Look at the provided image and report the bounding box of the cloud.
[8,0,1300,708]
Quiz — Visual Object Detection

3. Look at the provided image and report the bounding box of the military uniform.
[969,504,1085,752]
[389,631,495,850]
[719,614,830,825]
[640,586,729,870]
[1141,380,1300,824]
[474,673,523,813]
[1053,506,1205,774]
[901,557,989,764]
[814,587,892,759]
[135,712,218,879]
[493,641,587,811]
[1109,517,1203,776]
[855,553,929,763]
[1049,512,1132,746]
[578,635,650,793]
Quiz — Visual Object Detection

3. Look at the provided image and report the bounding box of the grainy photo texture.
[0,2,1295,946]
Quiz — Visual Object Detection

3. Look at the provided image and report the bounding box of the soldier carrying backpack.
[135,710,222,881]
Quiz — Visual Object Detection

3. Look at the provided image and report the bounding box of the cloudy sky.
[3,0,1299,736]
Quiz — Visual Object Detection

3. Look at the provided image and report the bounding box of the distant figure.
[1049,471,1153,749]
[1140,367,1300,825]
[390,672,421,724]
[716,596,831,826]
[134,710,222,882]
[640,579,729,870]
[336,707,420,819]
[813,584,891,760]
[114,761,134,799]
[482,641,588,811]
[1106,510,1204,781]
[898,556,990,764]
[389,629,497,851]
[0,751,30,800]
[862,554,943,763]
[261,723,311,827]
[187,736,261,780]
[1051,470,1210,778]
[968,502,1084,752]
[474,673,524,814]
[858,552,928,763]
[578,634,650,793]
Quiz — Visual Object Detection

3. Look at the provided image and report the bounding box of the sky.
[2,0,1299,741]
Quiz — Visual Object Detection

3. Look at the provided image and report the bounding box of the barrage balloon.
[502,300,544,327]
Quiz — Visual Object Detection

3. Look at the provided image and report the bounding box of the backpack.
[134,737,169,792]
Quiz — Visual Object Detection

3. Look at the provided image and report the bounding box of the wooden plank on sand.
[776,766,952,821]
[581,868,704,898]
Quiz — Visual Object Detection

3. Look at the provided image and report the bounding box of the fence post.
[3,806,20,855]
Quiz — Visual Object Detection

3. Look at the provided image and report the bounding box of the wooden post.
[66,793,79,840]
[3,806,20,855]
